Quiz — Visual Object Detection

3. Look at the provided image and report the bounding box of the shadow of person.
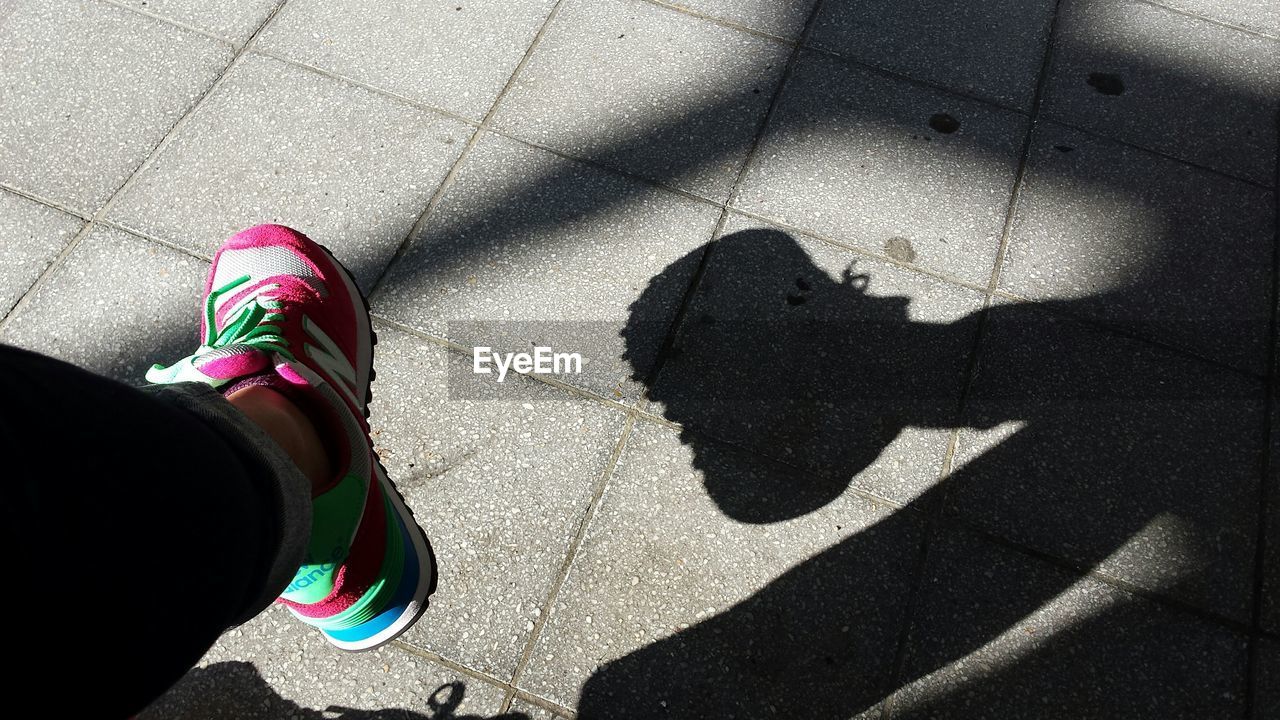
[139,661,530,720]
[572,228,1259,718]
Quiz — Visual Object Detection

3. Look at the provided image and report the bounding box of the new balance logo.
[303,315,362,410]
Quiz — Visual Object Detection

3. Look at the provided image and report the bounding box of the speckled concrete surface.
[0,0,1275,717]
[811,0,1058,110]
[646,211,984,506]
[1257,639,1280,719]
[491,0,791,201]
[108,53,471,291]
[1043,0,1280,186]
[110,0,281,46]
[367,325,629,677]
[258,0,557,121]
[0,224,207,383]
[661,0,816,38]
[0,0,231,213]
[509,698,566,720]
[139,605,512,719]
[950,303,1263,622]
[0,190,82,319]
[893,530,1249,719]
[372,132,722,403]
[1148,0,1280,37]
[1002,124,1275,373]
[519,419,915,717]
[735,49,1028,285]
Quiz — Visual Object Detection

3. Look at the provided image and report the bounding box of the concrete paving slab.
[735,50,1028,285]
[1146,0,1280,38]
[811,0,1057,110]
[520,419,918,717]
[0,225,206,384]
[0,190,84,320]
[949,303,1263,622]
[138,605,510,719]
[491,0,791,201]
[0,0,231,213]
[258,0,556,121]
[111,0,280,46]
[367,325,629,678]
[372,132,722,405]
[1043,0,1280,186]
[661,0,816,38]
[1001,124,1274,374]
[109,53,470,292]
[892,529,1249,718]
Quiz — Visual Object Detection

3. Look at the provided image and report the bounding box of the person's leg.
[2,223,435,717]
[0,343,311,718]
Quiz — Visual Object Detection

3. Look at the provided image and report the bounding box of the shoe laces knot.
[145,273,301,386]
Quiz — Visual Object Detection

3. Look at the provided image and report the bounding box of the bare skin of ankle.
[227,385,332,492]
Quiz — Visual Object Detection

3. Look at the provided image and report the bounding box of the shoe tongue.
[193,345,272,384]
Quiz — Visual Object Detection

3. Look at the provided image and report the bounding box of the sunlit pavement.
[2,1,1278,717]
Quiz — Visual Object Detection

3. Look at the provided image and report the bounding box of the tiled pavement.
[1,0,1278,717]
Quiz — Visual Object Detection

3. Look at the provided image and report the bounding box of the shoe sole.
[312,243,438,652]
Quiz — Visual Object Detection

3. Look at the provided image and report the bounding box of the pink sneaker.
[148,224,436,650]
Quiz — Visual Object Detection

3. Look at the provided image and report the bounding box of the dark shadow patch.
[928,113,960,134]
[1087,72,1126,95]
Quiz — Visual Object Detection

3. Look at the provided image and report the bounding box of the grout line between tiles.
[1133,0,1280,41]
[501,414,639,712]
[635,0,829,404]
[386,640,520,694]
[97,0,241,47]
[364,0,573,304]
[879,0,1067,711]
[1243,107,1280,720]
[509,687,579,718]
[248,50,484,129]
[0,183,95,221]
[0,0,291,338]
[637,0,797,45]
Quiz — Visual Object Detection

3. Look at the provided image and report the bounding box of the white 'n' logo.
[303,316,362,410]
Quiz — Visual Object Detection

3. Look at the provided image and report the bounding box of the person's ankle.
[227,385,333,492]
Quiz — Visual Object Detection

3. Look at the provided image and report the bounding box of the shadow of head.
[621,228,983,523]
[139,661,530,720]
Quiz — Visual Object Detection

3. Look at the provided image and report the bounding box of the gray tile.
[138,605,509,719]
[1147,0,1280,38]
[948,304,1263,622]
[662,0,817,38]
[372,133,722,405]
[736,50,1028,285]
[893,530,1249,718]
[811,0,1057,110]
[0,0,232,213]
[1043,0,1280,186]
[112,0,280,46]
[368,325,629,678]
[0,225,206,385]
[521,420,919,717]
[0,190,84,319]
[1257,639,1280,720]
[109,53,471,292]
[1001,124,1274,374]
[646,213,983,509]
[258,0,556,120]
[491,0,791,201]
